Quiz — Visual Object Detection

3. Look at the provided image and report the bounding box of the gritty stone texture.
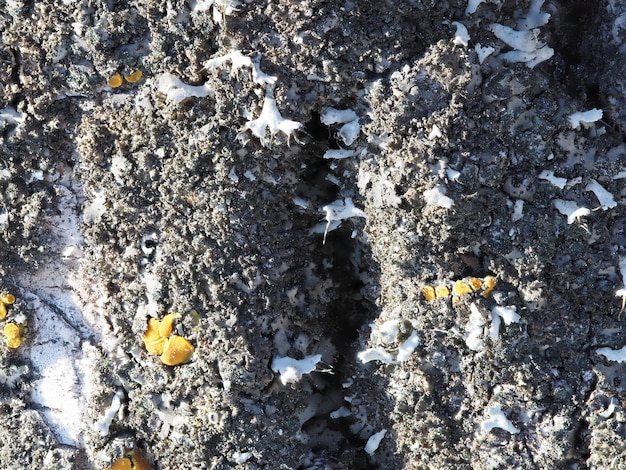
[1,0,626,469]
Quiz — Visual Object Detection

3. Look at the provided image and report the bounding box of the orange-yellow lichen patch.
[453,280,474,297]
[3,322,24,349]
[142,313,193,366]
[468,277,483,291]
[108,73,124,88]
[105,448,152,470]
[423,276,497,302]
[124,70,143,83]
[0,293,15,320]
[160,335,194,366]
[422,286,436,301]
[435,285,450,298]
[482,276,497,297]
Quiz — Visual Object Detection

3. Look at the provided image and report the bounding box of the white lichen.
[539,170,567,189]
[490,23,554,68]
[616,256,626,311]
[271,354,322,385]
[204,50,277,86]
[553,199,590,224]
[243,88,302,146]
[475,44,495,63]
[318,197,366,243]
[567,108,603,129]
[358,320,420,364]
[320,107,360,146]
[365,429,387,455]
[94,389,124,436]
[597,345,626,362]
[424,185,454,209]
[451,21,470,47]
[465,304,520,351]
[585,179,616,209]
[156,73,213,105]
[323,148,355,159]
[480,404,520,434]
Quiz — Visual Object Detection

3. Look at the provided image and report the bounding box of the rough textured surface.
[1,0,626,468]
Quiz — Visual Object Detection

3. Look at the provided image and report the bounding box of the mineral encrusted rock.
[1,0,626,468]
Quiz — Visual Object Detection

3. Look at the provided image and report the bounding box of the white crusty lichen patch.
[553,199,590,224]
[312,197,367,243]
[271,354,322,385]
[424,185,454,209]
[243,87,302,146]
[615,256,626,312]
[490,0,554,68]
[320,107,360,146]
[585,179,616,210]
[480,404,520,434]
[156,73,213,104]
[596,345,626,362]
[358,319,421,364]
[204,50,277,86]
[365,429,387,455]
[567,108,603,130]
[465,303,520,352]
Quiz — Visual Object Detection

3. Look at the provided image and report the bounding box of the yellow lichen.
[142,313,193,366]
[422,286,436,301]
[0,292,15,320]
[423,276,497,302]
[108,73,123,88]
[453,280,474,297]
[160,335,194,366]
[3,322,24,349]
[105,448,152,470]
[124,70,143,83]
[482,276,497,297]
[435,285,450,298]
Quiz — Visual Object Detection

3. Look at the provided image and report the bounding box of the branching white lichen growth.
[204,50,277,86]
[320,107,360,146]
[568,108,603,129]
[358,320,421,364]
[490,23,554,68]
[243,88,302,146]
[156,73,213,105]
[585,179,616,210]
[271,354,322,385]
[553,199,590,224]
[480,404,520,434]
[319,197,366,243]
[465,304,520,351]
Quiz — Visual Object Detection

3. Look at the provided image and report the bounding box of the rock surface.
[1,0,626,468]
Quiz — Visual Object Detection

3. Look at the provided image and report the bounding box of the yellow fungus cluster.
[0,293,24,349]
[104,448,152,470]
[422,276,497,302]
[142,313,194,366]
[108,70,143,88]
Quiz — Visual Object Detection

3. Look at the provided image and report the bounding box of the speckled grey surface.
[1,0,626,469]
